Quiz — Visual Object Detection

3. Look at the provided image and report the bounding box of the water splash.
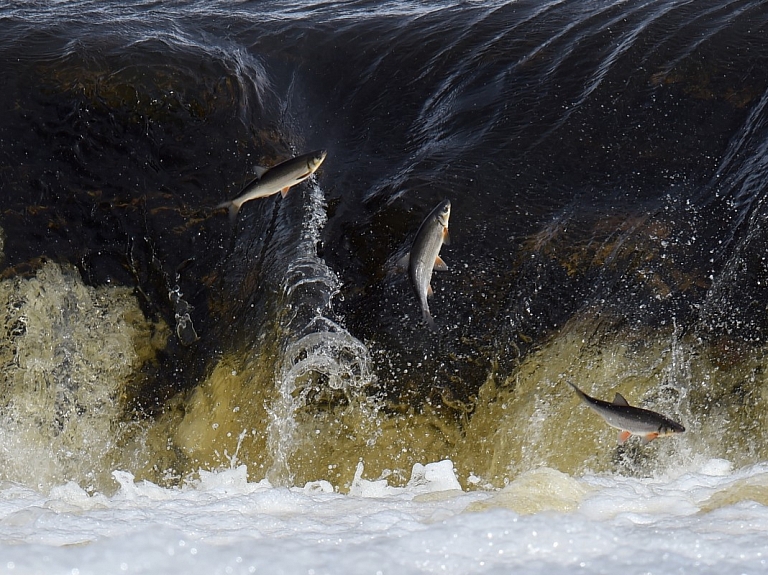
[268,329,374,484]
[266,180,376,485]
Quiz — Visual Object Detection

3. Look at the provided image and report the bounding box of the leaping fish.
[217,149,327,222]
[399,199,451,330]
[568,381,685,444]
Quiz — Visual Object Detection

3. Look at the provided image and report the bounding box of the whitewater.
[1,458,766,574]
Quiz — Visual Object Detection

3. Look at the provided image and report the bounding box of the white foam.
[1,459,768,574]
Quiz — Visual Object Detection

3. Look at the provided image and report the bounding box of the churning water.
[2,0,768,572]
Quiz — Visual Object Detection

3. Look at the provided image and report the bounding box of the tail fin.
[567,381,588,403]
[216,201,241,225]
[423,308,437,331]
[215,201,240,225]
[228,203,239,224]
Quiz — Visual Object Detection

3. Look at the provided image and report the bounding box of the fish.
[567,381,685,444]
[399,199,451,330]
[217,149,327,222]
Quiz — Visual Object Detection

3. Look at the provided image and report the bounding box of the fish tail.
[215,201,240,224]
[423,308,437,331]
[567,381,588,402]
[228,203,239,224]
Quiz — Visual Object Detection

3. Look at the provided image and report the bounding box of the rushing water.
[1,0,768,505]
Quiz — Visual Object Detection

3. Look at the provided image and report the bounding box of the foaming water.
[0,261,167,490]
[2,458,768,574]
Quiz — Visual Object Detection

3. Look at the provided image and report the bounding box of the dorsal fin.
[612,393,630,407]
[395,253,410,272]
[253,165,268,179]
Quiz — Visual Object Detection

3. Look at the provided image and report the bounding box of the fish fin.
[433,255,448,271]
[216,201,239,224]
[423,309,437,330]
[567,381,588,403]
[228,203,240,224]
[427,284,433,297]
[641,433,659,444]
[618,430,631,444]
[253,166,268,179]
[567,381,581,394]
[442,228,451,245]
[281,186,291,197]
[612,393,630,407]
[394,253,410,273]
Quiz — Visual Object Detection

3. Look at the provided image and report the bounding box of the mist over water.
[1,0,768,493]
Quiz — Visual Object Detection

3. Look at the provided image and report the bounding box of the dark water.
[2,0,768,491]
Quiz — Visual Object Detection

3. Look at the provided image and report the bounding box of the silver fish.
[402,199,451,329]
[218,149,327,222]
[568,381,685,444]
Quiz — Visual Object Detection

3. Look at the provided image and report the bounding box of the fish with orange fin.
[217,149,327,222]
[397,199,451,330]
[567,381,685,444]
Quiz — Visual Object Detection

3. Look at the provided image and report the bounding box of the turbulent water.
[3,459,768,575]
[1,0,768,498]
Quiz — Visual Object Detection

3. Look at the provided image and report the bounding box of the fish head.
[658,419,686,437]
[435,199,451,229]
[307,149,327,173]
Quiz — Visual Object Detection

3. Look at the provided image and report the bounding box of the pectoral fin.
[433,255,448,272]
[442,228,451,245]
[641,433,659,444]
[618,430,631,444]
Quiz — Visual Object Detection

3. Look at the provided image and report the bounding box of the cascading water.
[0,261,167,490]
[0,0,767,493]
[4,3,768,573]
[266,180,376,485]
